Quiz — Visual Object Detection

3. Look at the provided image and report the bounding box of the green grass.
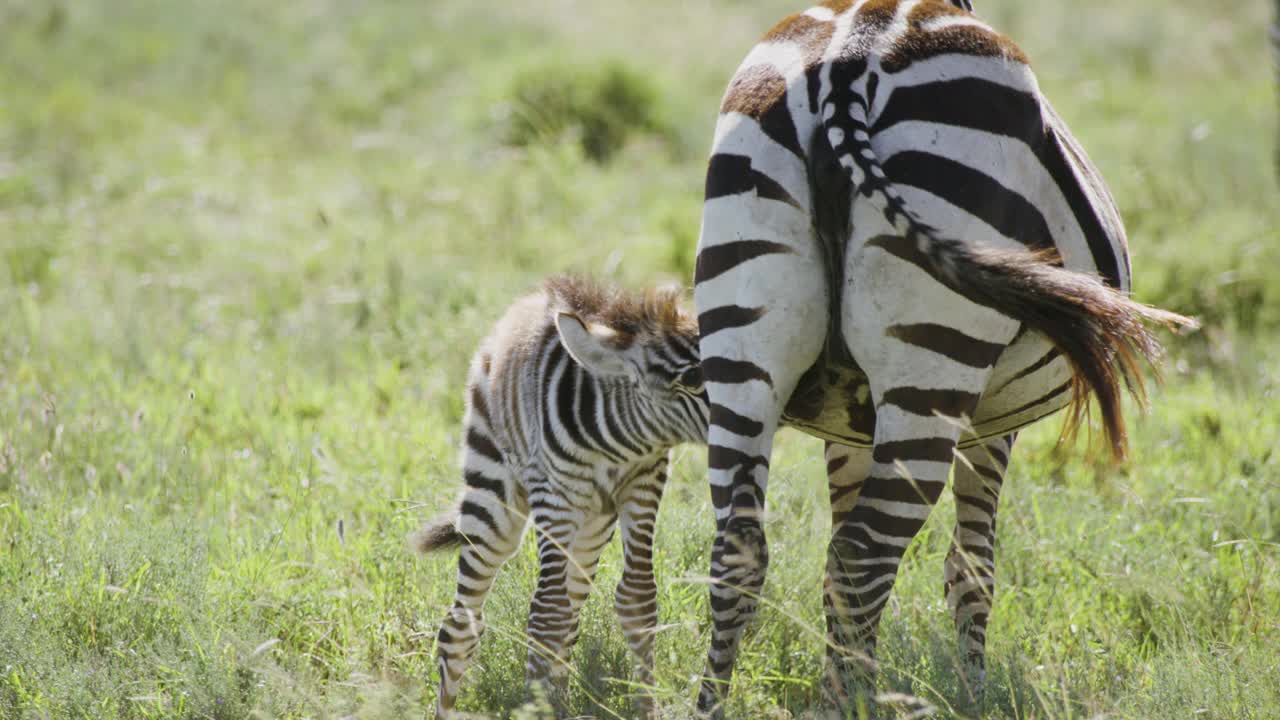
[1,0,1278,717]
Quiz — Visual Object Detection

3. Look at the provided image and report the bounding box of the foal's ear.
[555,313,630,377]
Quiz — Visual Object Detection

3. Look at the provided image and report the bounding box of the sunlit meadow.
[1,0,1278,717]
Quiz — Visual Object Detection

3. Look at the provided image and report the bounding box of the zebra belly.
[781,331,1071,448]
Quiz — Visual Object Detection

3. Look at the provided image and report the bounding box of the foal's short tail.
[410,508,463,554]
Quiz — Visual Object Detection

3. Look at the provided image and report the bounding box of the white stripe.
[873,458,954,483]
[882,53,1035,92]
[847,522,913,549]
[857,496,934,520]
[880,0,924,48]
[918,14,994,34]
[736,40,808,81]
[803,5,836,21]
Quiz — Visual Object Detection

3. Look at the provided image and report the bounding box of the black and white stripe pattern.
[692,0,1190,714]
[413,276,707,718]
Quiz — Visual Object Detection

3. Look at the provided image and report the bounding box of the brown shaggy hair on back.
[545,275,695,341]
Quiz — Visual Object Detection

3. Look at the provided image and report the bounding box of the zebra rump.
[825,96,1197,459]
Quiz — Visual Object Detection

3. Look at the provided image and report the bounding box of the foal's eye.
[677,366,704,389]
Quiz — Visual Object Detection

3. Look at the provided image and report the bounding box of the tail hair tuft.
[409,509,463,554]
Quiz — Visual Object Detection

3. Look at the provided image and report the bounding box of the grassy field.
[2,0,1278,717]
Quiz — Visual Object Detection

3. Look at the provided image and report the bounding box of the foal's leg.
[434,467,528,718]
[525,478,616,702]
[614,455,669,719]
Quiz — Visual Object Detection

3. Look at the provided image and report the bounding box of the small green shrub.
[3,236,61,287]
[501,59,669,162]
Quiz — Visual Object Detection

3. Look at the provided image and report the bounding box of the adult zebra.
[691,0,1193,714]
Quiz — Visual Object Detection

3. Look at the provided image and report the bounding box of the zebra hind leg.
[820,442,874,707]
[946,433,1015,704]
[823,384,988,709]
[614,457,668,719]
[434,474,528,718]
[525,492,616,710]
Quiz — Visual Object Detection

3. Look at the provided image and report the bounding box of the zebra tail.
[410,508,463,554]
[830,97,1197,461]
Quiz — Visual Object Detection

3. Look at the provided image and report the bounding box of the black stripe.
[553,347,590,451]
[457,554,484,581]
[827,451,850,476]
[757,85,804,158]
[846,505,932,538]
[602,390,645,457]
[539,347,585,467]
[460,499,498,535]
[464,469,506,500]
[1042,110,1123,287]
[880,387,980,418]
[830,483,861,507]
[958,492,997,519]
[709,404,764,437]
[698,305,766,338]
[977,380,1072,425]
[575,373,620,460]
[704,153,801,208]
[882,150,1054,251]
[887,323,1005,368]
[865,233,926,270]
[998,347,1061,391]
[872,77,1041,143]
[805,64,823,114]
[632,404,664,444]
[613,393,646,451]
[465,428,503,464]
[971,459,1004,482]
[852,473,946,504]
[989,437,1013,466]
[958,519,993,535]
[872,438,956,464]
[695,240,795,284]
[702,357,773,386]
[707,444,768,472]
[865,71,880,114]
[469,385,491,424]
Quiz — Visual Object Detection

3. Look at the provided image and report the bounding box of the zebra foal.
[692,0,1195,714]
[413,275,708,718]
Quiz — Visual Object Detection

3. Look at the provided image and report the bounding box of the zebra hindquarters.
[945,433,1015,705]
[693,125,828,718]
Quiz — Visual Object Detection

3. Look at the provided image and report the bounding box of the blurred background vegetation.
[1,0,1277,718]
